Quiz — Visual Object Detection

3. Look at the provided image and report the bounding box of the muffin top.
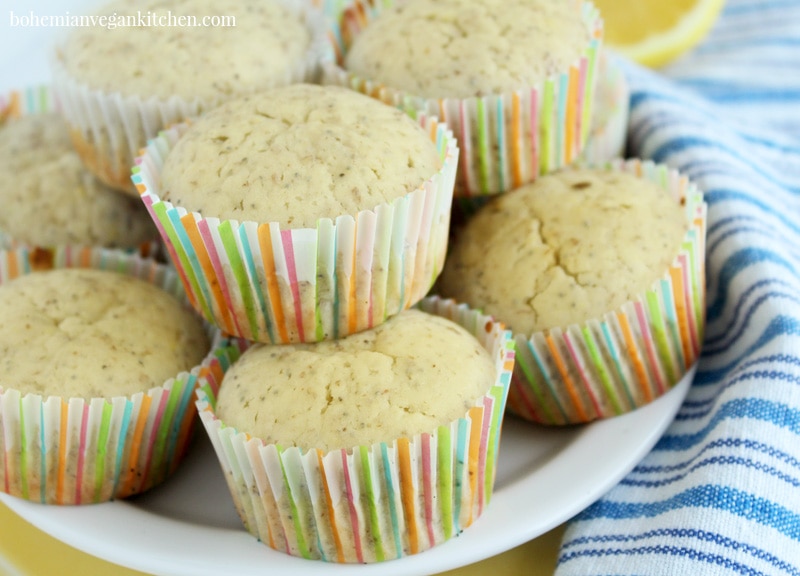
[438,168,688,334]
[57,0,311,103]
[215,308,495,452]
[0,113,158,248]
[344,0,590,99]
[0,268,209,399]
[159,84,442,228]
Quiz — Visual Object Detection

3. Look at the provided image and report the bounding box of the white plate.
[0,368,692,576]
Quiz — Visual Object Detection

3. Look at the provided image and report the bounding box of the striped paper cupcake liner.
[132,117,459,345]
[50,0,326,196]
[320,0,603,197]
[0,246,225,504]
[508,159,707,425]
[195,296,515,563]
[0,85,54,120]
[580,54,630,164]
[0,86,162,259]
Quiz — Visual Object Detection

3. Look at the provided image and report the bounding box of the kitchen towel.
[556,1,800,574]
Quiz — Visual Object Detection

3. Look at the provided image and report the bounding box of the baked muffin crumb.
[160,84,442,228]
[344,0,590,99]
[216,308,495,452]
[439,168,688,334]
[58,0,312,103]
[0,113,157,248]
[0,268,209,398]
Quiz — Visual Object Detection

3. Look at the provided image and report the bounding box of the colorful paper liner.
[195,296,515,563]
[0,86,161,258]
[507,159,707,425]
[320,0,603,197]
[580,56,630,164]
[132,116,459,345]
[50,0,326,196]
[0,245,225,504]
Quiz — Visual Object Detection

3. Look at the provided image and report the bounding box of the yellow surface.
[0,500,564,576]
[593,0,725,67]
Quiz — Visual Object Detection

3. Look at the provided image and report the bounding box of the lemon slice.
[593,0,726,67]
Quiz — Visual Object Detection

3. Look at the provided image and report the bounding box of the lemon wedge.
[593,0,726,67]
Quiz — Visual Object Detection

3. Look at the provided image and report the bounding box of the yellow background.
[0,501,564,576]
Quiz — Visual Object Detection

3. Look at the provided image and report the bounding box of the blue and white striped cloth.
[556,1,800,574]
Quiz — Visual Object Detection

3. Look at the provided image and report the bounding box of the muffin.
[322,0,603,196]
[52,0,323,194]
[0,97,158,251]
[0,246,218,504]
[438,160,707,424]
[134,83,459,344]
[580,54,630,164]
[196,298,515,562]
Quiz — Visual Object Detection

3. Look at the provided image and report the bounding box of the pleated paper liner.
[508,159,707,425]
[132,116,459,345]
[195,296,515,563]
[580,55,630,164]
[0,246,225,504]
[321,0,603,197]
[50,0,326,196]
[0,86,161,260]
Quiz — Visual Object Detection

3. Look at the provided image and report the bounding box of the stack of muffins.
[0,0,706,566]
